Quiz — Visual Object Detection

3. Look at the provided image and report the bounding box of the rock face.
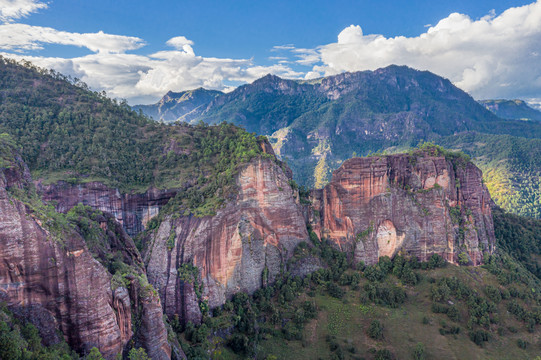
[0,150,171,359]
[38,181,177,237]
[0,155,126,358]
[145,157,309,321]
[310,154,495,265]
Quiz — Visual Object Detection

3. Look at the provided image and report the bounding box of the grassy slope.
[255,265,539,360]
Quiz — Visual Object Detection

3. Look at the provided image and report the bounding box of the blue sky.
[1,0,540,105]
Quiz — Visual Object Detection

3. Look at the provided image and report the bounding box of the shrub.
[458,252,469,266]
[447,306,460,322]
[469,330,490,346]
[427,254,446,269]
[128,348,151,360]
[228,333,250,354]
[517,339,528,349]
[364,283,406,308]
[367,320,384,340]
[327,282,345,299]
[412,342,425,360]
[87,347,105,360]
[375,348,393,360]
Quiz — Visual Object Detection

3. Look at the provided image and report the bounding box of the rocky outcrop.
[0,148,171,359]
[310,154,495,265]
[38,181,177,237]
[0,155,127,358]
[145,157,309,320]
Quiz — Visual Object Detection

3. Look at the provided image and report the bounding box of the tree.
[458,252,469,266]
[87,347,105,360]
[0,321,23,360]
[128,347,151,360]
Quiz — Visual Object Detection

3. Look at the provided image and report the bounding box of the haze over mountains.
[479,99,541,122]
[136,65,541,219]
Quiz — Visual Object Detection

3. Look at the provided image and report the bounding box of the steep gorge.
[33,144,498,328]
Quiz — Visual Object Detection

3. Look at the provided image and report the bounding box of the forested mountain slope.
[138,66,541,218]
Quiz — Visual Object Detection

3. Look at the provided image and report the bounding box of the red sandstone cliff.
[0,150,171,359]
[310,154,495,266]
[37,181,177,237]
[144,157,309,321]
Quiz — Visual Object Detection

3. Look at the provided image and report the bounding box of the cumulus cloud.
[165,35,195,55]
[0,0,47,22]
[1,33,302,104]
[2,0,541,104]
[307,1,541,100]
[0,2,302,104]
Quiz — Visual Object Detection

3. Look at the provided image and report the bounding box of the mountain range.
[0,56,540,360]
[479,99,541,122]
[136,66,541,219]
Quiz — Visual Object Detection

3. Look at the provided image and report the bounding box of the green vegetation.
[0,57,269,215]
[440,132,541,219]
[408,141,471,166]
[171,226,541,360]
[0,304,78,359]
[151,123,268,218]
[128,347,151,360]
[0,56,160,189]
[493,207,541,279]
[86,348,105,360]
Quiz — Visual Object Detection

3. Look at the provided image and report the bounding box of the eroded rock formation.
[0,149,171,359]
[310,154,495,265]
[38,181,177,237]
[144,157,309,321]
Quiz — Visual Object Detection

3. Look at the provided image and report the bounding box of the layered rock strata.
[145,157,309,322]
[38,181,177,237]
[310,155,495,265]
[0,150,171,359]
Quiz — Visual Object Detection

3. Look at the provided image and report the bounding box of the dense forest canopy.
[0,56,265,199]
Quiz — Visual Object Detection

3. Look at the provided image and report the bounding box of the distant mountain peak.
[252,73,284,85]
[479,99,541,122]
[133,87,223,122]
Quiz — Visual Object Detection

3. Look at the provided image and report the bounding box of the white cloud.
[165,36,195,55]
[291,48,320,66]
[1,35,302,104]
[0,0,47,22]
[272,44,295,51]
[0,23,145,53]
[308,1,541,100]
[2,0,541,105]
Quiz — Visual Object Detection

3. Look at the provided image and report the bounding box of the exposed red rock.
[37,181,177,237]
[145,157,309,319]
[310,155,495,265]
[0,151,172,359]
[0,155,126,358]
